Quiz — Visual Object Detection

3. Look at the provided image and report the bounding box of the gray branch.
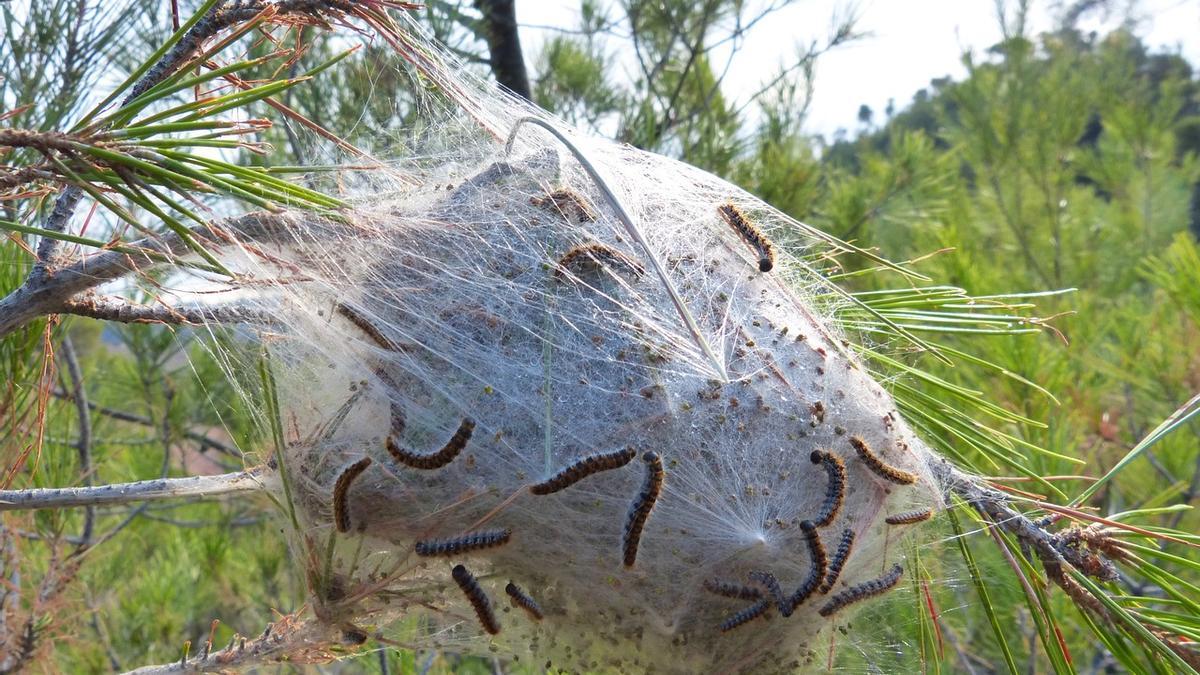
[58,336,95,547]
[0,469,269,512]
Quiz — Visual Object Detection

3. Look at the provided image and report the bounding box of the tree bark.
[474,0,531,100]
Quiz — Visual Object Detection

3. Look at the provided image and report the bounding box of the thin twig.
[0,469,267,512]
[58,336,95,550]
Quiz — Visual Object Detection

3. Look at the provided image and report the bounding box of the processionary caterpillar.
[703,579,764,601]
[719,598,770,632]
[555,243,646,280]
[818,563,904,617]
[885,508,933,525]
[415,528,512,557]
[337,302,405,352]
[622,451,664,568]
[333,457,373,533]
[386,418,475,470]
[818,529,855,594]
[810,450,846,527]
[505,582,545,621]
[717,202,775,273]
[786,521,827,611]
[849,436,918,486]
[529,446,637,495]
[748,570,790,617]
[451,564,501,635]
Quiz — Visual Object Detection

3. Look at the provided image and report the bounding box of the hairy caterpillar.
[849,436,918,486]
[451,564,501,635]
[373,368,406,437]
[529,446,637,495]
[786,521,827,610]
[332,457,373,533]
[885,508,933,525]
[717,202,775,273]
[530,187,597,222]
[819,529,855,594]
[703,579,764,601]
[337,302,404,352]
[718,598,771,633]
[554,243,645,280]
[818,563,904,617]
[504,582,545,621]
[386,418,475,470]
[622,451,664,568]
[415,528,512,557]
[810,450,846,527]
[748,570,791,617]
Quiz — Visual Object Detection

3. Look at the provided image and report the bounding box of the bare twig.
[58,336,94,549]
[0,469,268,512]
[60,295,275,327]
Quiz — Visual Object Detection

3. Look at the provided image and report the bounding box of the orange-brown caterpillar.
[531,188,597,222]
[530,446,637,495]
[885,508,933,525]
[749,570,792,618]
[818,563,904,617]
[849,436,918,485]
[703,579,764,601]
[451,564,500,635]
[810,450,846,527]
[555,243,645,280]
[786,521,827,610]
[337,303,404,352]
[333,457,372,533]
[505,582,545,621]
[622,451,664,568]
[818,529,855,594]
[415,528,512,557]
[386,418,475,470]
[717,202,775,273]
[719,598,770,632]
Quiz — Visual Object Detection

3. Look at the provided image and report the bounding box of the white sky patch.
[518,0,1200,139]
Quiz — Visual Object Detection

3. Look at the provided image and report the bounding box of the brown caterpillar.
[451,564,500,635]
[529,446,637,495]
[719,598,771,633]
[810,450,846,527]
[819,529,855,594]
[332,457,372,533]
[786,521,827,610]
[337,302,404,352]
[703,579,764,601]
[386,418,475,470]
[885,508,933,525]
[505,582,545,621]
[373,368,406,437]
[717,202,775,273]
[622,451,664,568]
[748,570,793,618]
[818,563,904,617]
[531,188,597,222]
[415,528,512,557]
[849,436,918,485]
[555,243,645,281]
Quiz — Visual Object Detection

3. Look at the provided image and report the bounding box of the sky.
[517,0,1200,139]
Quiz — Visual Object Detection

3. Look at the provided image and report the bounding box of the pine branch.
[0,469,267,512]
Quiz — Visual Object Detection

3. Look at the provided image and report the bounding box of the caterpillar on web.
[703,579,764,601]
[849,436,918,485]
[529,446,637,495]
[818,563,904,617]
[415,528,512,557]
[622,451,664,568]
[336,302,405,352]
[718,598,770,633]
[451,564,501,635]
[555,243,645,281]
[505,582,545,621]
[386,418,475,470]
[531,187,597,222]
[749,570,792,618]
[810,450,846,527]
[885,508,933,525]
[717,202,775,272]
[786,520,827,610]
[818,529,855,594]
[332,457,372,533]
